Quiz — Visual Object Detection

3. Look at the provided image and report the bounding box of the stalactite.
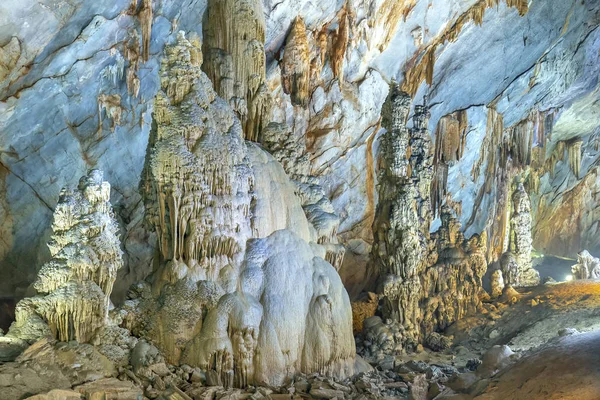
[125,30,142,98]
[507,117,533,169]
[202,0,271,141]
[10,170,122,343]
[331,6,350,80]
[281,17,311,107]
[567,138,583,179]
[466,107,506,261]
[432,110,468,216]
[100,51,125,86]
[97,94,123,134]
[401,0,529,96]
[139,0,153,62]
[374,0,417,51]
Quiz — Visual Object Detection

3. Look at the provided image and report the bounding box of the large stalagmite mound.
[125,31,355,387]
[7,170,123,344]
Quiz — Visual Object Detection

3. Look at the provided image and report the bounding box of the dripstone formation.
[202,0,271,142]
[371,86,424,345]
[8,170,123,343]
[503,182,539,287]
[129,32,355,387]
[571,250,600,280]
[370,84,487,351]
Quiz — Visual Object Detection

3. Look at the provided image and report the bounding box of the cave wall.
[1,0,599,299]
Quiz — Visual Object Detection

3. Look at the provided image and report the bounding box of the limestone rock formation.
[506,182,539,287]
[281,17,310,107]
[571,250,600,280]
[8,170,122,344]
[202,0,271,142]
[372,85,486,349]
[260,122,345,271]
[129,31,355,387]
[372,86,424,345]
[421,207,487,336]
[490,269,505,299]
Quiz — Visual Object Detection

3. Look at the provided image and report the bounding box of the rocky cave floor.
[2,279,600,400]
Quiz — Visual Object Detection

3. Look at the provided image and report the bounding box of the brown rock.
[351,292,379,333]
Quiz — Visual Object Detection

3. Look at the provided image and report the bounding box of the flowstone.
[8,170,122,344]
[129,32,355,387]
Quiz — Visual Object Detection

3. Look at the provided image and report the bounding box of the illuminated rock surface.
[0,0,600,399]
[127,32,355,387]
[8,170,122,344]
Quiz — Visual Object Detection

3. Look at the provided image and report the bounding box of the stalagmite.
[410,100,434,234]
[371,86,422,343]
[491,269,505,299]
[281,17,311,107]
[571,250,600,280]
[202,0,271,141]
[420,207,487,336]
[504,182,539,287]
[261,123,345,271]
[8,170,123,343]
[371,84,486,350]
[127,32,355,386]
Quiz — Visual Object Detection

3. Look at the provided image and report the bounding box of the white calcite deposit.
[126,31,355,387]
[8,170,122,343]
